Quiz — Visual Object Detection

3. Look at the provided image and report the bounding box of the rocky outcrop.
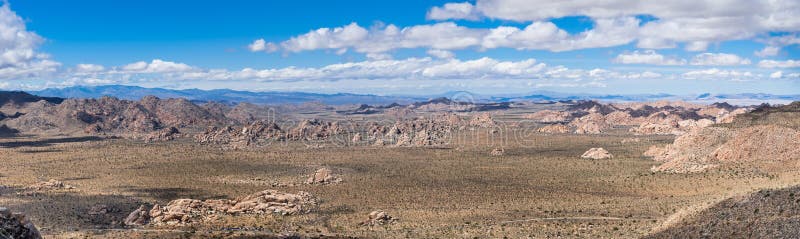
[143,127,180,142]
[537,124,570,134]
[124,205,150,226]
[648,124,800,173]
[581,148,613,159]
[129,190,317,226]
[467,113,496,128]
[646,186,800,239]
[0,207,42,239]
[28,179,75,191]
[710,125,800,163]
[287,119,343,141]
[360,210,397,226]
[648,127,733,173]
[570,113,610,134]
[525,110,570,123]
[195,121,284,148]
[373,115,459,147]
[306,168,342,185]
[490,148,504,156]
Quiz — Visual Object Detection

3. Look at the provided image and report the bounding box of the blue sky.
[0,0,798,95]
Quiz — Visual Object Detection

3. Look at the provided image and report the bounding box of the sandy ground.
[1,129,799,238]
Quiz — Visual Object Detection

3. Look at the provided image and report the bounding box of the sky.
[0,0,797,96]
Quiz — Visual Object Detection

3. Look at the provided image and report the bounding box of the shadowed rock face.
[0,91,63,106]
[0,124,19,137]
[0,207,42,239]
[646,186,800,239]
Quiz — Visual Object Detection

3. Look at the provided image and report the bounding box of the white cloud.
[684,41,710,52]
[427,2,480,20]
[120,59,194,73]
[248,38,278,52]
[0,3,60,79]
[257,17,642,54]
[758,59,800,68]
[426,49,455,59]
[420,0,800,51]
[690,53,751,66]
[770,71,783,78]
[612,50,686,65]
[365,53,392,60]
[74,64,105,73]
[754,46,780,57]
[682,68,754,79]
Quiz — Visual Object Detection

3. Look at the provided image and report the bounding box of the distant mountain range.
[29,85,800,106]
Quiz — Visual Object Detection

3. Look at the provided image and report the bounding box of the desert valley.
[1,90,799,238]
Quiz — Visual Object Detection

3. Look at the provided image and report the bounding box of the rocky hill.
[646,186,800,238]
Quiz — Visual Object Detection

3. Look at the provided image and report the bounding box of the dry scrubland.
[2,127,800,238]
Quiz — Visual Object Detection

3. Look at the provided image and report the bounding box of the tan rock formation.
[581,148,613,159]
[306,168,342,185]
[537,124,570,134]
[360,210,397,226]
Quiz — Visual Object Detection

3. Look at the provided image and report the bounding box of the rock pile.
[490,148,504,156]
[581,148,613,159]
[305,168,342,184]
[0,207,41,239]
[570,113,610,134]
[195,121,284,148]
[360,210,397,226]
[467,113,496,128]
[645,125,800,173]
[28,179,75,191]
[374,116,456,147]
[124,205,150,226]
[537,124,570,134]
[287,119,343,141]
[126,190,317,226]
[525,110,570,123]
[143,127,180,142]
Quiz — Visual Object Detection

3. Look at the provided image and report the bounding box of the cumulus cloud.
[682,68,754,79]
[690,53,751,66]
[248,39,278,52]
[0,2,60,79]
[253,17,642,54]
[74,64,105,73]
[612,50,685,65]
[426,49,455,59]
[769,71,783,78]
[120,59,194,73]
[754,46,780,57]
[472,0,800,47]
[758,59,800,68]
[61,57,673,85]
[427,2,480,20]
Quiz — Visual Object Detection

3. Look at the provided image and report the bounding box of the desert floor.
[1,129,799,238]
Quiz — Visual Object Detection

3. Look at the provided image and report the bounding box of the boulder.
[537,124,570,134]
[145,190,317,225]
[28,179,74,191]
[525,110,570,123]
[0,207,41,239]
[490,148,504,156]
[581,148,613,159]
[306,168,342,185]
[360,210,397,226]
[124,205,150,226]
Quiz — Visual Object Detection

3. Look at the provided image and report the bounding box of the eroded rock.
[0,207,42,239]
[581,148,613,159]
